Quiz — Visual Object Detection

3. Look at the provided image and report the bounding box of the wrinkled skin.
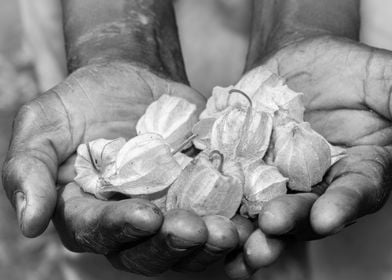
[225,36,392,278]
[2,61,254,275]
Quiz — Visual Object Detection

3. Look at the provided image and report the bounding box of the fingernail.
[331,224,346,235]
[123,223,151,236]
[234,275,252,280]
[14,192,26,230]
[167,234,201,250]
[344,220,357,228]
[330,220,357,235]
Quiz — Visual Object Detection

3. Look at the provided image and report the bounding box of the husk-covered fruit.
[266,122,331,191]
[210,90,273,162]
[75,133,183,200]
[103,133,183,197]
[166,151,244,218]
[240,162,288,217]
[199,67,304,124]
[74,138,126,200]
[136,94,198,149]
[252,75,304,124]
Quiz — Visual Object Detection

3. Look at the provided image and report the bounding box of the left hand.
[225,36,392,278]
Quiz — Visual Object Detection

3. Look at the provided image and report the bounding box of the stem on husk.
[229,89,253,107]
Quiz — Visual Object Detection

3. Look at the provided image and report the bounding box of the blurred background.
[1,0,392,279]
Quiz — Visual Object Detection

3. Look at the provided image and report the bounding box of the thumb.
[2,94,75,237]
[3,156,57,237]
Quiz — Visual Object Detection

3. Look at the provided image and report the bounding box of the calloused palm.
[2,61,253,275]
[262,36,392,234]
[225,36,392,276]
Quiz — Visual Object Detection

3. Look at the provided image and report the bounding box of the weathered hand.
[225,36,392,278]
[2,61,252,275]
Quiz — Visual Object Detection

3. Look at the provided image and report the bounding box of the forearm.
[246,0,360,68]
[61,0,187,82]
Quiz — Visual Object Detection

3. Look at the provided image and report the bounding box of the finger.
[57,154,77,185]
[2,155,57,238]
[53,182,163,254]
[311,146,392,235]
[243,229,286,269]
[231,214,255,246]
[224,251,254,280]
[258,193,318,238]
[108,209,208,276]
[2,95,75,237]
[174,215,240,272]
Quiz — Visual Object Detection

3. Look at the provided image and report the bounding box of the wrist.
[246,0,360,69]
[63,0,187,83]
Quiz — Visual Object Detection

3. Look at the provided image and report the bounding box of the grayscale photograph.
[0,1,392,279]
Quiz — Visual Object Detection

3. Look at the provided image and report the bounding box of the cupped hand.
[54,181,253,275]
[2,61,254,275]
[225,36,392,278]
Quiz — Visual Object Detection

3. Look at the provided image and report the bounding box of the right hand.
[2,61,253,275]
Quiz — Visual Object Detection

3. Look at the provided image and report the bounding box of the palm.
[264,37,392,147]
[257,36,392,235]
[30,62,203,171]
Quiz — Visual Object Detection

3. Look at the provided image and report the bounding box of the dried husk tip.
[74,133,188,201]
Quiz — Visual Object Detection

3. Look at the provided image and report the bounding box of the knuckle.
[13,101,42,130]
[73,228,110,254]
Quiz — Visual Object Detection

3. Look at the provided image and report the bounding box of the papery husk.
[240,162,288,218]
[128,151,196,213]
[166,151,244,218]
[199,67,304,124]
[235,66,281,95]
[192,118,216,150]
[200,86,235,120]
[200,85,263,120]
[210,103,273,161]
[267,122,331,192]
[252,76,305,124]
[101,133,182,197]
[173,152,193,169]
[328,143,347,165]
[136,94,198,149]
[74,138,126,200]
[200,68,276,119]
[132,188,169,213]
